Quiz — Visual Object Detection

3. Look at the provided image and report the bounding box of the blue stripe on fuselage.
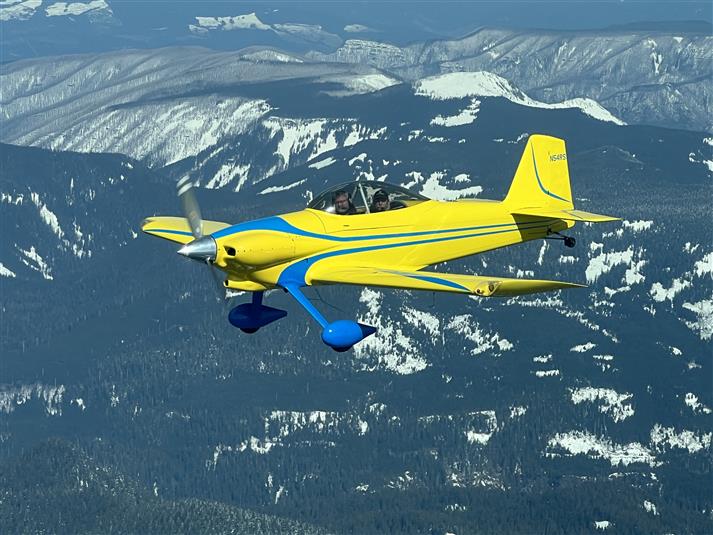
[211,215,550,243]
[277,221,552,287]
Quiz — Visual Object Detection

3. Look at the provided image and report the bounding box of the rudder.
[504,135,573,211]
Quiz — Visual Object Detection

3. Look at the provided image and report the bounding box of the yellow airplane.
[142,134,619,351]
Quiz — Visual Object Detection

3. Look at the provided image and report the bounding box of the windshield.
[307,180,429,215]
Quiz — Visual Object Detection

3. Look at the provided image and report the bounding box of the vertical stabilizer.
[504,135,574,211]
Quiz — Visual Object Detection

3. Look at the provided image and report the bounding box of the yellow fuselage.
[212,199,571,292]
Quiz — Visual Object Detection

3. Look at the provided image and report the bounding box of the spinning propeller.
[175,176,225,301]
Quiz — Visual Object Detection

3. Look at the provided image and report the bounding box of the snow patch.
[19,246,53,280]
[650,424,711,454]
[192,13,271,32]
[45,1,110,17]
[353,288,429,375]
[447,314,513,356]
[414,72,624,125]
[622,220,653,233]
[0,263,16,278]
[0,0,41,21]
[546,430,657,467]
[535,370,560,378]
[309,156,337,169]
[403,171,482,200]
[430,99,480,127]
[681,300,713,340]
[259,179,307,195]
[684,393,712,415]
[570,387,634,422]
[0,383,65,416]
[571,342,596,353]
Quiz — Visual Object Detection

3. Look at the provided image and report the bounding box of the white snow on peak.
[570,387,634,422]
[650,424,711,454]
[414,72,625,125]
[240,49,303,63]
[546,430,657,467]
[344,23,374,33]
[0,0,41,21]
[330,74,400,96]
[45,0,110,17]
[349,153,367,166]
[259,178,307,195]
[205,163,250,191]
[430,99,480,127]
[415,71,526,101]
[263,117,336,168]
[0,262,16,278]
[309,156,337,170]
[192,13,271,32]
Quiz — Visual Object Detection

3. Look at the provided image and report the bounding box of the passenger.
[333,190,357,215]
[371,189,390,213]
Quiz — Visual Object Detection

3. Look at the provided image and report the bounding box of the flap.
[512,208,620,223]
[307,266,585,297]
[141,216,230,244]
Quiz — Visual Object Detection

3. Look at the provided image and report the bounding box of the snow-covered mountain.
[2,70,711,531]
[307,27,713,132]
[0,47,399,167]
[1,34,711,532]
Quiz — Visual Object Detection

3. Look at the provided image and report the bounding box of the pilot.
[334,190,357,215]
[371,189,390,213]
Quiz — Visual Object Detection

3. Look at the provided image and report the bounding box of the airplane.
[142,134,619,352]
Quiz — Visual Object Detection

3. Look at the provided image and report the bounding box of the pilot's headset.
[373,189,389,203]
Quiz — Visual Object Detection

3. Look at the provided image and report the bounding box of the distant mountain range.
[308,27,713,132]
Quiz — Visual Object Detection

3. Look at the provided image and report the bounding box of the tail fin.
[504,135,573,211]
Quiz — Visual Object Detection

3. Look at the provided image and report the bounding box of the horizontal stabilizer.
[141,216,230,244]
[512,208,620,223]
[308,266,585,297]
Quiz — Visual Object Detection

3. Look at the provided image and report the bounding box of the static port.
[224,246,236,256]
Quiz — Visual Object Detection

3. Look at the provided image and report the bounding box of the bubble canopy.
[307,180,429,215]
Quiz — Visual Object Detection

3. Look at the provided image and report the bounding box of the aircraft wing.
[141,216,230,244]
[308,266,585,297]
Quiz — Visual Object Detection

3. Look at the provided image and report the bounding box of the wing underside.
[308,266,585,297]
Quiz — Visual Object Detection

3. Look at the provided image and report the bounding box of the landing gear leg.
[545,229,576,248]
